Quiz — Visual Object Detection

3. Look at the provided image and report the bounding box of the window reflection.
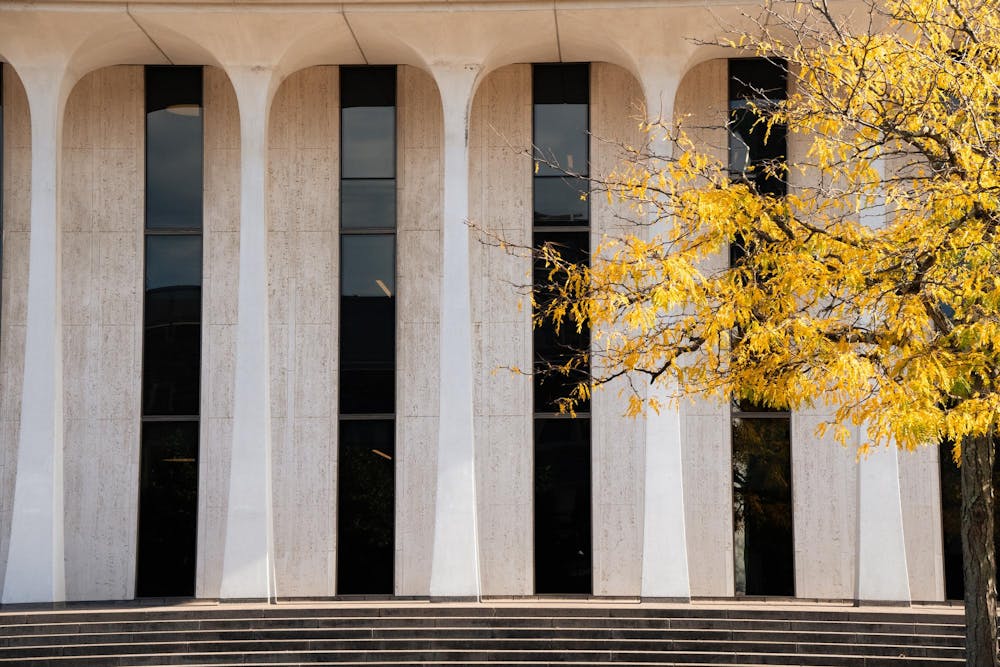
[532,63,592,595]
[340,235,395,415]
[143,237,202,416]
[341,179,396,230]
[338,66,397,594]
[533,177,589,226]
[534,105,588,177]
[337,419,395,595]
[145,67,203,230]
[135,421,198,598]
[535,418,592,594]
[138,66,203,598]
[728,59,794,597]
[732,416,793,596]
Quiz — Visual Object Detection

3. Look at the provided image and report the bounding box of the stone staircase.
[0,602,966,666]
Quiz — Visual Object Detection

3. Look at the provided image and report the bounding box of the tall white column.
[638,72,691,599]
[429,63,481,598]
[220,66,276,600]
[857,443,911,602]
[3,67,70,604]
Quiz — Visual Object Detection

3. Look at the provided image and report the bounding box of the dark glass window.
[532,63,592,595]
[728,59,794,597]
[337,419,395,594]
[535,418,592,593]
[341,180,396,230]
[729,59,787,197]
[145,67,203,230]
[338,66,396,595]
[137,66,203,598]
[135,421,199,597]
[143,235,202,416]
[340,234,395,415]
[533,178,589,226]
[732,411,793,595]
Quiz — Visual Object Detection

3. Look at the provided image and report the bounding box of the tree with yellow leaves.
[533,0,1000,663]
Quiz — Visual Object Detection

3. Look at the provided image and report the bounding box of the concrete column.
[2,66,70,604]
[429,63,481,598]
[857,443,911,602]
[220,66,277,600]
[637,71,690,599]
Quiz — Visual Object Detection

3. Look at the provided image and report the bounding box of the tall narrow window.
[337,66,396,596]
[728,59,794,597]
[136,66,203,598]
[532,63,592,595]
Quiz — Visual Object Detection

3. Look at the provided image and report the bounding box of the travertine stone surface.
[469,64,533,596]
[0,65,30,592]
[674,59,734,598]
[396,65,442,596]
[783,78,861,601]
[791,412,858,599]
[198,66,240,599]
[590,62,646,597]
[268,66,339,598]
[268,67,340,597]
[59,66,143,601]
[898,445,945,601]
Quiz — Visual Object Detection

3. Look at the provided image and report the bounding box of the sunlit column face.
[136,66,203,599]
[337,66,396,596]
[532,63,593,595]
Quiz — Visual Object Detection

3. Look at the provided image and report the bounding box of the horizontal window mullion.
[532,225,591,233]
[732,412,791,418]
[339,414,396,420]
[533,413,591,419]
[141,415,200,422]
[145,228,202,236]
[340,228,397,236]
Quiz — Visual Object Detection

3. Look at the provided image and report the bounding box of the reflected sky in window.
[146,108,203,229]
[145,236,202,290]
[341,235,394,297]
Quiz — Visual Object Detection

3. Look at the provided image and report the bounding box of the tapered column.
[429,64,481,598]
[3,68,70,604]
[638,72,691,599]
[857,444,911,602]
[220,67,277,600]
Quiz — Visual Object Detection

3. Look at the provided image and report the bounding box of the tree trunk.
[961,432,998,667]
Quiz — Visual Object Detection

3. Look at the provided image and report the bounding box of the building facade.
[0,0,953,604]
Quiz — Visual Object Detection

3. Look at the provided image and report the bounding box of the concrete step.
[0,604,966,666]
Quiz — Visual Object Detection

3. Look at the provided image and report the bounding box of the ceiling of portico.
[0,0,777,103]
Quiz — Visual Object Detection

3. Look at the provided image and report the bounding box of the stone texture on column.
[429,63,481,599]
[590,62,648,597]
[220,66,277,600]
[267,66,339,598]
[0,65,31,597]
[197,66,241,599]
[898,446,944,601]
[397,65,443,596]
[2,65,71,604]
[60,66,144,601]
[673,59,732,598]
[857,442,911,602]
[469,64,533,597]
[791,411,858,599]
[784,72,860,601]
